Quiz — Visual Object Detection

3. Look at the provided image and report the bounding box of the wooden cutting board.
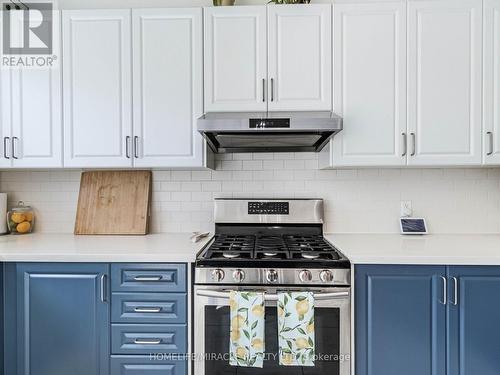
[75,171,152,235]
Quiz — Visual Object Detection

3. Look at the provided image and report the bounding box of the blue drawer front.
[112,293,187,324]
[112,324,187,355]
[111,264,186,293]
[111,356,186,375]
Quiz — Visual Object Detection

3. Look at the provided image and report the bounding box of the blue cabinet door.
[355,265,446,375]
[9,263,110,375]
[447,266,500,375]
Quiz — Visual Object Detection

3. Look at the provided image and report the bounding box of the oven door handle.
[196,290,349,301]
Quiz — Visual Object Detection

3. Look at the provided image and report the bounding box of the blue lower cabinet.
[355,265,446,375]
[447,266,500,375]
[112,324,187,355]
[111,356,187,375]
[112,293,187,324]
[111,264,187,293]
[5,263,110,375]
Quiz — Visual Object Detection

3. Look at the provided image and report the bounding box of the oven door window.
[205,306,341,375]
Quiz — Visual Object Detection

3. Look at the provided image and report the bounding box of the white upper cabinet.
[9,67,62,168]
[483,0,500,164]
[132,8,205,168]
[204,6,267,112]
[407,0,482,166]
[0,11,62,168]
[62,10,133,168]
[267,4,332,111]
[328,1,407,167]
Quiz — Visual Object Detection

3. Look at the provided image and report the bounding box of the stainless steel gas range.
[193,198,351,375]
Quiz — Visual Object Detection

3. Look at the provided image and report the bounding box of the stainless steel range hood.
[197,111,342,153]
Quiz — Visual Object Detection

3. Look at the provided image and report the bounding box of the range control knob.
[299,270,313,283]
[211,269,225,282]
[233,269,245,283]
[320,270,334,283]
[266,269,279,283]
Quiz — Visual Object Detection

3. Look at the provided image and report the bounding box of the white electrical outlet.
[400,201,413,217]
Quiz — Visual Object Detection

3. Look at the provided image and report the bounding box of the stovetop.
[197,233,350,269]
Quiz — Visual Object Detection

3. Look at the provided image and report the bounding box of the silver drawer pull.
[134,276,163,281]
[134,307,162,313]
[134,338,162,345]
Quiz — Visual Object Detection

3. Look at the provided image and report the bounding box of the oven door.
[194,285,351,375]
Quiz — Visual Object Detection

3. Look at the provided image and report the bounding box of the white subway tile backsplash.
[2,161,500,234]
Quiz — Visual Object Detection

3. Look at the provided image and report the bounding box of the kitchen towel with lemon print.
[278,291,315,366]
[229,291,265,368]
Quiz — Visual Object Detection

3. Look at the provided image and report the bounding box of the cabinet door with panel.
[62,10,133,168]
[355,265,446,375]
[267,4,332,111]
[447,266,500,375]
[204,6,267,112]
[0,10,62,168]
[5,263,110,375]
[407,0,482,166]
[328,1,406,167]
[132,8,205,168]
[0,66,13,167]
[483,0,500,164]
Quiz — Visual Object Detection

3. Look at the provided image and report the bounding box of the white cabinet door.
[62,10,132,168]
[132,8,205,168]
[0,69,12,168]
[484,0,500,164]
[10,67,62,168]
[267,4,332,111]
[407,0,482,166]
[204,6,267,112]
[329,1,407,167]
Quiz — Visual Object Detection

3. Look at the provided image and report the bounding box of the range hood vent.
[198,111,342,154]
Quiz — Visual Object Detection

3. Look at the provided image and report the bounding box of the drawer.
[111,356,186,375]
[112,293,187,324]
[112,324,187,355]
[111,264,186,293]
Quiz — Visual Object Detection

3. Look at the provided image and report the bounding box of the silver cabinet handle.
[134,136,139,159]
[3,137,10,159]
[196,289,349,301]
[262,78,266,102]
[134,307,162,313]
[487,132,493,156]
[134,276,163,281]
[439,276,447,305]
[100,274,107,303]
[402,132,407,157]
[271,78,275,102]
[11,137,19,159]
[125,136,131,159]
[134,338,162,345]
[452,277,458,306]
[410,133,416,156]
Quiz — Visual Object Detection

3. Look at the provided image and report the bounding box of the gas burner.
[302,253,320,260]
[222,252,240,259]
[263,252,278,257]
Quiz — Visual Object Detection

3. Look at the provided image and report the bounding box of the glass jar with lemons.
[8,201,34,234]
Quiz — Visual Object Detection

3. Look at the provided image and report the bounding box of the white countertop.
[325,234,500,265]
[1,232,499,265]
[0,233,212,262]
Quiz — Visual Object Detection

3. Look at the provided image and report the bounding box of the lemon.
[11,213,26,224]
[16,221,31,234]
[24,212,33,222]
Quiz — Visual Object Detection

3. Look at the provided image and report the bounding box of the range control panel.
[248,201,289,215]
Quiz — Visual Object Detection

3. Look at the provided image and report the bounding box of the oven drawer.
[112,293,187,324]
[112,324,187,355]
[111,356,187,375]
[111,264,186,293]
